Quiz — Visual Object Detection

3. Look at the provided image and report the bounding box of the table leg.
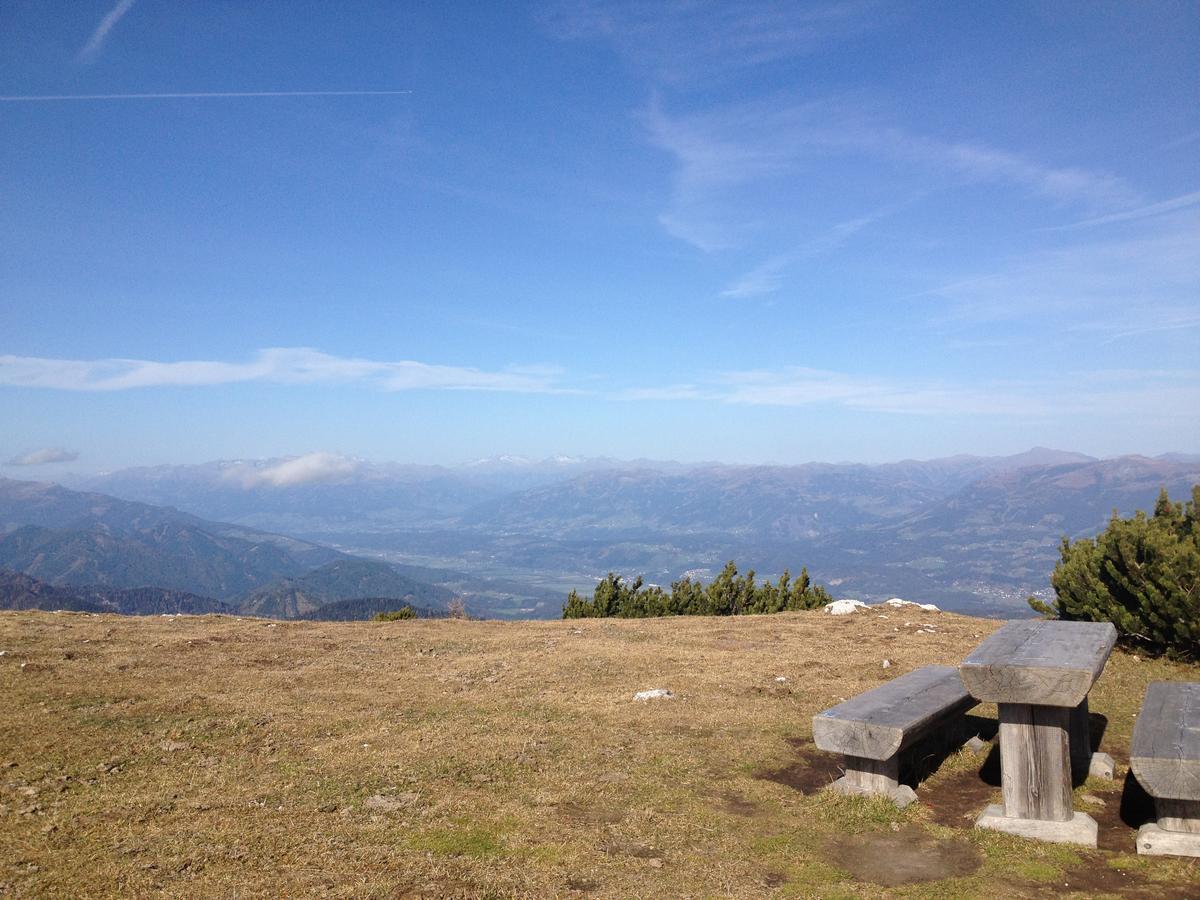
[975,702,1099,845]
[1069,697,1090,775]
[1069,696,1115,780]
[998,702,1072,821]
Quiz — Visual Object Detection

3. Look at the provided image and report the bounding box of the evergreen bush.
[1028,486,1199,660]
[563,561,831,619]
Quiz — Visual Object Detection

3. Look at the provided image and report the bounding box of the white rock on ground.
[883,598,940,612]
[824,599,868,615]
[634,689,674,702]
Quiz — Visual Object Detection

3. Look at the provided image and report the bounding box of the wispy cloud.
[721,213,883,298]
[0,348,571,394]
[925,209,1200,331]
[5,447,79,466]
[1041,189,1200,231]
[622,366,1200,420]
[220,452,361,488]
[543,1,885,84]
[78,0,137,63]
[0,90,413,103]
[883,131,1138,210]
[645,97,1139,250]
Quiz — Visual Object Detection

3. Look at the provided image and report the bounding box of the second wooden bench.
[1131,681,1200,858]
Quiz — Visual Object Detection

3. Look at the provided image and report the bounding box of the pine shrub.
[1028,486,1199,659]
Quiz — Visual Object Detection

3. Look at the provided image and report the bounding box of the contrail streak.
[0,90,413,102]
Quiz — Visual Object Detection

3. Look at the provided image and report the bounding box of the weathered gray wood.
[998,702,1073,822]
[1130,681,1200,802]
[960,620,1116,707]
[1158,799,1200,834]
[1069,696,1091,771]
[841,755,899,794]
[812,665,977,760]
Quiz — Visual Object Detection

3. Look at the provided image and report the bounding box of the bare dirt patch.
[924,765,1000,828]
[717,790,761,817]
[826,824,982,886]
[1052,859,1162,899]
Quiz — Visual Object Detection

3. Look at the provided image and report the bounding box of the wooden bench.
[812,665,978,806]
[1131,681,1200,858]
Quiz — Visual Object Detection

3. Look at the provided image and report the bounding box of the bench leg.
[839,755,899,795]
[1137,799,1200,857]
[1158,799,1200,834]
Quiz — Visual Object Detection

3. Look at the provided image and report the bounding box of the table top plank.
[959,620,1117,706]
[1130,681,1200,801]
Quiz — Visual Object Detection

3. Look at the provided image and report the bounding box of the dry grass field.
[2,607,1198,898]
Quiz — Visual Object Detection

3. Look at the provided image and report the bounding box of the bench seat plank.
[813,665,977,760]
[959,620,1116,707]
[1131,682,1200,802]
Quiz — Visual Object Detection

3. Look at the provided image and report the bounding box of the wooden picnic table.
[959,619,1117,846]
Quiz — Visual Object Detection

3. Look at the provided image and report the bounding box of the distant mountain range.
[0,569,234,615]
[0,479,458,619]
[240,558,453,618]
[42,448,1198,618]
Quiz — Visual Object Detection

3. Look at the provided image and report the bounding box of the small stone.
[891,785,918,809]
[648,858,664,868]
[882,659,892,669]
[1088,752,1116,780]
[1080,793,1106,807]
[964,735,989,753]
[633,689,673,702]
[774,676,788,683]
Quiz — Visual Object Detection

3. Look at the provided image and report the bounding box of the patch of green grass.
[813,790,911,831]
[407,824,505,858]
[1007,859,1062,882]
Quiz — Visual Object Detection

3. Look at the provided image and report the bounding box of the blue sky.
[1,1,1197,472]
